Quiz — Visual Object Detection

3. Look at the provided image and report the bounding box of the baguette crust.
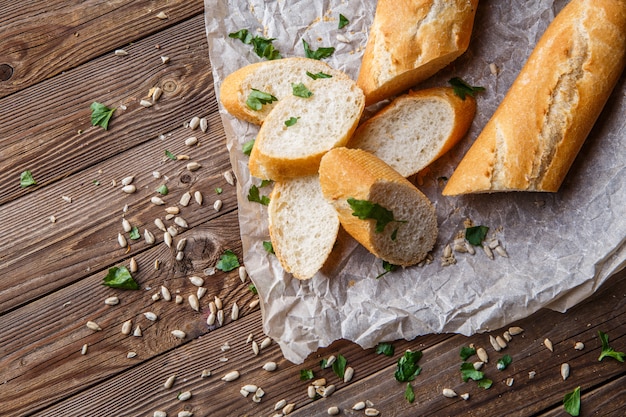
[357,0,479,107]
[219,58,350,125]
[319,148,437,266]
[443,0,626,195]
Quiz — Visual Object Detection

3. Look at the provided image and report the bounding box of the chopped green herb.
[215,187,223,194]
[300,369,315,381]
[332,354,347,379]
[284,116,300,127]
[93,180,100,186]
[259,179,273,188]
[165,150,177,160]
[404,382,415,403]
[229,29,281,60]
[476,378,493,389]
[263,240,274,254]
[156,184,168,195]
[228,29,254,44]
[394,350,422,382]
[563,386,581,416]
[248,284,258,294]
[465,225,489,246]
[303,39,335,60]
[242,140,255,156]
[102,266,139,290]
[306,71,332,80]
[216,249,240,272]
[90,102,116,130]
[449,77,485,100]
[292,83,313,98]
[247,184,270,205]
[598,330,625,362]
[348,198,405,234]
[129,226,140,240]
[246,88,278,111]
[375,342,395,357]
[496,354,512,370]
[20,170,36,188]
[460,346,476,361]
[338,14,349,29]
[460,362,484,382]
[375,260,399,279]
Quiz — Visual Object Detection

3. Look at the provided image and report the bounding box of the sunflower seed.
[171,330,186,339]
[496,335,507,349]
[252,341,259,356]
[477,347,489,363]
[509,326,524,335]
[86,321,102,331]
[213,199,223,211]
[121,320,132,335]
[322,384,336,397]
[201,369,211,378]
[133,325,142,337]
[366,400,374,408]
[122,218,132,232]
[263,362,277,371]
[217,310,224,326]
[154,412,166,417]
[152,87,163,102]
[209,302,217,315]
[81,344,88,355]
[255,387,265,398]
[161,56,170,64]
[249,299,260,309]
[188,294,199,312]
[465,241,476,255]
[200,118,208,132]
[176,238,187,252]
[242,384,258,393]
[151,293,161,301]
[239,388,249,397]
[191,192,202,207]
[175,295,183,304]
[461,392,470,400]
[114,49,128,56]
[443,244,452,258]
[144,312,158,321]
[117,233,127,248]
[177,154,190,160]
[121,176,134,186]
[177,412,192,417]
[154,259,160,269]
[544,338,554,352]
[180,192,192,207]
[443,388,457,398]
[495,245,509,258]
[174,216,188,228]
[189,116,200,130]
[164,374,176,389]
[506,377,514,386]
[151,196,165,206]
[197,287,207,299]
[140,99,153,108]
[473,361,484,370]
[221,371,240,382]
[164,231,173,247]
[260,337,272,350]
[324,355,336,368]
[186,162,201,172]
[274,399,287,411]
[489,335,502,352]
[127,351,137,358]
[167,226,178,237]
[503,331,512,342]
[218,357,228,362]
[483,244,494,260]
[144,229,156,245]
[574,341,585,350]
[177,391,192,401]
[344,366,354,383]
[238,266,247,283]
[231,303,240,321]
[49,215,56,223]
[104,296,119,306]
[364,409,380,417]
[336,33,350,43]
[223,171,235,186]
[185,137,198,146]
[214,296,223,310]
[221,342,230,352]
[188,276,204,287]
[307,386,316,399]
[312,378,326,387]
[251,394,261,403]
[166,206,180,215]
[154,218,167,232]
[561,363,570,380]
[353,401,366,410]
[161,285,172,301]
[327,407,339,416]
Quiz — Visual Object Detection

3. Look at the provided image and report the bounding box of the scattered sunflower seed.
[161,56,170,64]
[153,171,161,179]
[327,407,339,416]
[473,361,484,370]
[164,374,176,389]
[274,399,287,411]
[217,310,224,326]
[50,215,56,223]
[81,344,88,355]
[166,206,180,215]
[197,287,207,299]
[121,320,132,335]
[509,326,524,335]
[255,387,265,398]
[207,313,216,326]
[180,192,192,207]
[323,384,336,397]
[263,362,277,371]
[214,296,223,310]
[240,389,250,398]
[151,293,161,301]
[544,338,554,352]
[200,118,208,133]
[133,325,142,337]
[324,355,336,369]
[140,99,153,108]
[336,33,350,43]
[194,190,203,205]
[127,351,137,358]
[189,116,200,130]
[104,296,119,306]
[366,400,374,408]
[213,199,223,211]
[122,218,132,232]
[238,266,247,283]
[171,330,186,339]
[477,347,489,363]
[177,412,192,417]
[121,176,134,186]
[249,299,260,309]
[188,294,200,312]
[151,196,166,206]
[460,393,470,400]
[364,409,380,417]
[561,363,570,381]
[201,369,211,378]
[175,295,183,304]
[260,337,272,350]
[114,49,128,56]
[176,238,187,252]
[186,162,201,172]
[152,87,163,102]
[223,171,235,186]
[252,340,259,356]
[231,302,240,321]
[164,231,173,247]
[143,311,158,321]
[86,321,102,331]
[503,331,512,342]
[154,218,167,232]
[174,216,188,228]
[167,226,178,237]
[188,276,204,287]
[482,244,494,260]
[344,366,354,383]
[443,388,457,398]
[496,335,507,349]
[161,286,172,301]
[128,257,138,273]
[353,401,366,410]
[574,341,585,350]
[144,229,156,245]
[177,391,192,401]
[506,377,514,386]
[307,386,316,399]
[495,245,509,258]
[117,233,127,248]
[221,370,240,382]
[209,302,217,315]
[242,384,258,393]
[312,378,326,387]
[185,137,198,146]
[154,411,166,417]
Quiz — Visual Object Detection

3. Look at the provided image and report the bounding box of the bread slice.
[319,148,438,266]
[268,175,340,280]
[249,77,365,181]
[357,0,479,107]
[443,0,626,195]
[348,87,476,177]
[219,57,350,125]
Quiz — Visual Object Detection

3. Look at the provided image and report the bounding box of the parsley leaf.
[563,386,581,416]
[292,82,313,98]
[129,226,140,240]
[228,29,253,44]
[263,241,275,254]
[376,260,399,279]
[246,89,278,111]
[306,71,332,80]
[156,184,168,195]
[476,378,493,389]
[248,284,258,294]
[90,102,116,130]
[497,354,512,370]
[165,150,177,160]
[405,382,415,403]
[598,330,625,362]
[465,225,489,246]
[216,250,240,272]
[460,346,476,361]
[449,77,485,100]
[247,184,270,205]
[102,266,139,290]
[229,29,281,60]
[20,170,36,188]
[460,362,484,382]
[303,39,335,60]
[394,350,422,382]
[375,342,395,356]
[242,140,255,156]
[338,14,349,29]
[300,369,315,381]
[348,198,405,233]
[332,354,348,379]
[285,116,300,127]
[215,187,223,194]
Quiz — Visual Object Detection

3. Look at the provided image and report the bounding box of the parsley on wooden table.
[563,386,581,416]
[216,250,240,272]
[394,350,422,382]
[598,330,625,362]
[20,170,36,188]
[90,102,116,130]
[300,369,314,381]
[102,266,139,290]
[375,342,395,357]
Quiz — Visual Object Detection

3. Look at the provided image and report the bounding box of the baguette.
[348,87,476,177]
[219,57,350,125]
[268,175,339,280]
[319,148,437,267]
[357,0,479,107]
[249,77,365,181]
[443,0,626,195]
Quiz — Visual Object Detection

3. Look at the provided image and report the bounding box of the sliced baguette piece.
[268,175,340,280]
[348,87,476,177]
[319,148,438,267]
[249,77,365,181]
[357,0,479,107]
[443,0,626,195]
[219,57,350,125]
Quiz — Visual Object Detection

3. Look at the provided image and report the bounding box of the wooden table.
[1,1,625,416]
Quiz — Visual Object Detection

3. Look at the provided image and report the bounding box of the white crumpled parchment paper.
[204,0,626,364]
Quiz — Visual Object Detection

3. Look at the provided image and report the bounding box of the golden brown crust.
[357,0,479,107]
[443,0,626,195]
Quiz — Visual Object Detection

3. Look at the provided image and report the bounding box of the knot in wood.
[162,79,177,93]
[0,64,14,81]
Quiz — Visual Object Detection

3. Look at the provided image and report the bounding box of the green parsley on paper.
[228,29,281,60]
[303,39,335,60]
[242,140,255,156]
[338,14,349,29]
[248,184,270,205]
[465,225,489,246]
[448,77,485,100]
[90,102,116,130]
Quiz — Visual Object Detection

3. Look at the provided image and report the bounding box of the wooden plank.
[0,14,215,207]
[0,0,203,98]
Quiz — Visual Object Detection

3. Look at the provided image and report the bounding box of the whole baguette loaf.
[268,175,339,280]
[249,77,365,181]
[219,57,350,125]
[319,148,437,267]
[443,0,626,195]
[348,87,476,177]
[357,0,479,107]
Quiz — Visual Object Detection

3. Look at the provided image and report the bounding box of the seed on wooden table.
[217,310,224,326]
[127,351,137,358]
[197,287,207,299]
[161,285,172,301]
[544,338,554,352]
[155,259,161,270]
[117,233,127,248]
[200,117,208,132]
[506,377,514,386]
[175,295,183,304]
[193,191,203,206]
[252,340,259,356]
[213,199,223,211]
[249,299,260,309]
[121,320,132,335]
[144,229,156,245]
[223,170,235,186]
[143,312,158,321]
[189,116,200,130]
[104,296,119,306]
[240,388,249,397]
[152,87,163,102]
[327,407,339,416]
[167,226,178,237]
[201,369,211,378]
[263,362,277,371]
[209,301,217,315]
[366,400,374,408]
[206,313,216,326]
[561,363,570,380]
[260,337,271,350]
[251,394,262,403]
[162,231,173,248]
[238,266,247,283]
[255,387,265,398]
[140,99,153,108]
[344,366,354,383]
[477,347,489,363]
[161,56,170,64]
[574,341,585,350]
[151,196,165,206]
[121,176,134,186]
[274,399,287,411]
[221,342,231,352]
[460,393,470,400]
[323,384,336,397]
[364,409,380,417]
[151,293,161,301]
[185,137,198,146]
[81,344,88,355]
[214,296,223,310]
[114,49,128,56]
[174,216,188,228]
[153,411,166,417]
[164,374,176,389]
[231,303,240,321]
[178,411,193,417]
[353,401,366,410]
[50,215,56,223]
[153,171,161,179]
[62,195,73,203]
[156,11,168,19]
[133,325,142,337]
[221,371,240,382]
[186,162,201,172]
[509,326,524,335]
[122,218,132,232]
[177,391,192,401]
[324,355,336,368]
[166,206,180,215]
[154,218,167,232]
[473,361,484,370]
[86,321,102,331]
[503,331,512,342]
[187,276,203,287]
[180,192,192,207]
[496,335,507,349]
[175,238,187,252]
[188,294,199,312]
[529,370,536,379]
[312,378,326,387]
[443,388,457,398]
[242,384,258,393]
[307,385,316,399]
[171,330,186,339]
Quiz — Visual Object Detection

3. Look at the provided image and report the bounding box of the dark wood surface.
[1,2,624,416]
